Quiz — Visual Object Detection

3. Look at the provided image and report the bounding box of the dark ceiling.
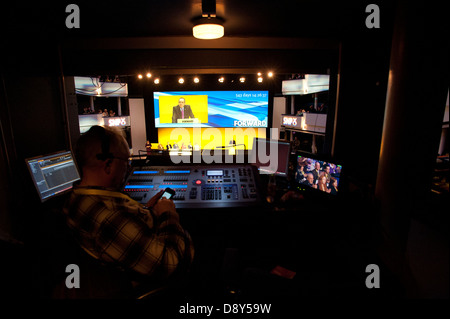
[2,0,397,77]
[3,0,376,38]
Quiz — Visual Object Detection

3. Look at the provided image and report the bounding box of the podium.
[177,118,200,124]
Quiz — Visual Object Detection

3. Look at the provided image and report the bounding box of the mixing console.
[123,164,262,209]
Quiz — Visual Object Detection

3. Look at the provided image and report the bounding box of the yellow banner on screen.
[158,127,266,150]
[159,95,209,124]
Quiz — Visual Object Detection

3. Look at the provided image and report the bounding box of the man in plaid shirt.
[62,125,194,296]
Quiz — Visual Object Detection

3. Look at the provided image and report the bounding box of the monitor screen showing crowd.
[295,155,342,195]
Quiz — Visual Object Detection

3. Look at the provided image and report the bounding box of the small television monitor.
[25,150,81,202]
[294,153,343,195]
[250,137,291,177]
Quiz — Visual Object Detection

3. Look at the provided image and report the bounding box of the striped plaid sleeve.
[130,210,194,277]
[70,196,194,278]
[64,193,193,278]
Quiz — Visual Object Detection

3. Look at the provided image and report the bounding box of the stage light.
[257,72,262,76]
[218,76,225,83]
[239,77,246,83]
[146,72,152,78]
[138,74,143,79]
[154,78,160,84]
[257,77,263,83]
[268,71,274,77]
[194,77,200,83]
[178,77,185,84]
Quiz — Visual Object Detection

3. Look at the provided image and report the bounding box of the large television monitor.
[25,150,81,202]
[294,153,343,195]
[154,91,269,128]
[282,74,330,95]
[250,137,291,177]
[74,76,128,97]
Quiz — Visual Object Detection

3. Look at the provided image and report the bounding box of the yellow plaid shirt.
[63,186,194,279]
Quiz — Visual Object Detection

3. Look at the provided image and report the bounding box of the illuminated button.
[195,179,202,185]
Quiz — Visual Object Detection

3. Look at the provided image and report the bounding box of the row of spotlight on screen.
[136,72,274,84]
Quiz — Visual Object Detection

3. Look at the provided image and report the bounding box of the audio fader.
[123,164,262,209]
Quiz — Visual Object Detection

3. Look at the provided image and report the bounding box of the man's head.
[315,162,321,170]
[330,177,337,187]
[178,98,186,108]
[306,173,314,184]
[75,125,130,188]
[297,157,308,167]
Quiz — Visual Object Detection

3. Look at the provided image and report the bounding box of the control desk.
[123,164,262,209]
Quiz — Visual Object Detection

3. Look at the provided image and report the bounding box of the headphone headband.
[92,126,114,161]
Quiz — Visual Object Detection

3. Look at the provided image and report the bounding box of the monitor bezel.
[250,137,291,177]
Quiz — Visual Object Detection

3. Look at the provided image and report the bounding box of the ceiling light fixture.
[193,17,224,39]
[193,0,224,40]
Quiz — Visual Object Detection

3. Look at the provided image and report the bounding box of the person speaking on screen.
[172,97,195,123]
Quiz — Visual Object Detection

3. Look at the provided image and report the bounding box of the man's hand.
[153,197,177,217]
[145,190,164,209]
[145,189,178,219]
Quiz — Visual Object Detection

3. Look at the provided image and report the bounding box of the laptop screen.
[25,150,81,202]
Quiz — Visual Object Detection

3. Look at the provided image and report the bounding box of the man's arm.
[187,105,195,119]
[68,196,194,279]
[172,106,178,123]
[125,207,194,278]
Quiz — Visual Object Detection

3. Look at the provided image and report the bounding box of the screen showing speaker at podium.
[154,91,269,128]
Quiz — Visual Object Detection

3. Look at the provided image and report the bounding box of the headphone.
[91,126,114,161]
